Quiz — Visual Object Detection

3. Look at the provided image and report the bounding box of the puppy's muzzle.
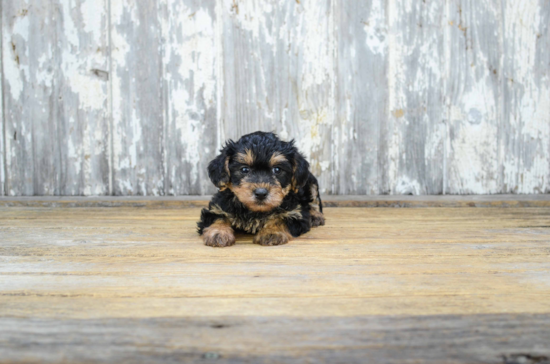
[254,188,269,201]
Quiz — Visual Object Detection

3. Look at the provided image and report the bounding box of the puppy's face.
[228,149,291,212]
[208,132,310,213]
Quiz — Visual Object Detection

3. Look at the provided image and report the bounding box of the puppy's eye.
[241,167,250,174]
[272,167,281,175]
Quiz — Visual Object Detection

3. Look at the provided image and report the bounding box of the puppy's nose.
[254,188,269,200]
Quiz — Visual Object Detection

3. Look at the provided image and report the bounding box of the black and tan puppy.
[197,132,325,247]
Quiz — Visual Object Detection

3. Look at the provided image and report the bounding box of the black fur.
[197,132,324,244]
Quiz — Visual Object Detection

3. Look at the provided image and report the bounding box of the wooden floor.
[1,204,550,363]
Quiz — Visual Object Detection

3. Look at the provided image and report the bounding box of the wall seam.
[0,0,6,196]
[442,0,451,195]
[107,0,114,195]
[330,0,337,195]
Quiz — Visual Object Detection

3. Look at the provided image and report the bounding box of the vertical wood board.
[446,0,503,194]
[159,0,218,195]
[2,0,109,196]
[387,0,446,195]
[501,0,550,193]
[334,0,387,195]
[110,0,164,196]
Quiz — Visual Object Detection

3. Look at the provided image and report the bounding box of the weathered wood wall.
[1,0,549,196]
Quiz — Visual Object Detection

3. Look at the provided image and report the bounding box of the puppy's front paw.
[203,222,235,247]
[253,232,290,246]
[311,210,325,227]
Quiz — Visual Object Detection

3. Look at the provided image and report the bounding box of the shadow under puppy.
[197,132,325,247]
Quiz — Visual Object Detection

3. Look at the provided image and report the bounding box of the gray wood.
[0,314,549,363]
[334,0,387,195]
[386,0,446,195]
[0,5,4,197]
[1,194,550,208]
[159,0,218,195]
[1,0,550,196]
[110,0,165,195]
[220,0,334,193]
[501,0,550,194]
[2,0,110,196]
[446,0,502,194]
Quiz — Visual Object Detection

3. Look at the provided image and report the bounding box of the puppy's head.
[208,132,309,212]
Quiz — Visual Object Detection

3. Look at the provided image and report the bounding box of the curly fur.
[198,131,325,247]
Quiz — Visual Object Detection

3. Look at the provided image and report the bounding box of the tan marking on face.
[202,220,235,247]
[230,180,286,212]
[253,217,292,246]
[269,152,287,167]
[235,149,255,166]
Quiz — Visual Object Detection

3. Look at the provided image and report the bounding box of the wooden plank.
[2,194,550,208]
[501,1,550,194]
[0,5,4,197]
[386,0,446,195]
[2,0,57,195]
[1,314,549,364]
[56,0,111,196]
[1,206,550,362]
[158,0,218,195]
[1,207,549,318]
[333,0,387,194]
[1,0,110,196]
[110,0,164,195]
[220,0,334,193]
[446,0,502,194]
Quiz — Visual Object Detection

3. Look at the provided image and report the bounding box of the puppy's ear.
[291,144,310,190]
[208,144,232,189]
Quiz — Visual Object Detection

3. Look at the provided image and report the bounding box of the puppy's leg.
[309,181,325,227]
[198,208,235,247]
[254,218,292,246]
[202,220,235,247]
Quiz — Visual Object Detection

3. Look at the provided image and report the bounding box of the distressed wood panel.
[159,0,218,195]
[386,0,446,195]
[110,0,164,195]
[220,0,334,193]
[2,0,110,196]
[501,0,550,194]
[333,0,387,195]
[1,206,550,362]
[1,315,550,364]
[0,13,4,197]
[446,0,503,194]
[1,0,549,196]
[2,1,58,196]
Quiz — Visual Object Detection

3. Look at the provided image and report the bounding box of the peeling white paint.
[363,0,387,56]
[4,14,30,100]
[2,0,549,196]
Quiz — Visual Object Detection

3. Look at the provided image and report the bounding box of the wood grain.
[1,314,549,364]
[501,0,550,194]
[110,0,165,196]
[389,0,446,195]
[159,0,218,196]
[0,206,549,362]
[334,0,387,195]
[0,13,4,197]
[2,0,110,196]
[1,0,550,196]
[446,0,502,194]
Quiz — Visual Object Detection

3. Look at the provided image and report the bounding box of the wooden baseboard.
[0,194,549,208]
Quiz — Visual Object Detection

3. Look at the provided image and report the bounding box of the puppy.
[197,131,325,247]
